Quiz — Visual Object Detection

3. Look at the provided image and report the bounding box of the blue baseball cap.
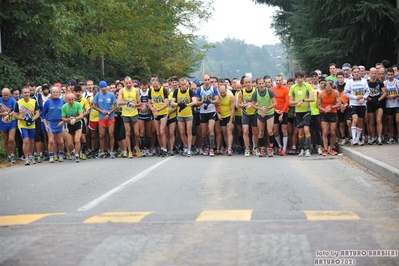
[99,81,107,88]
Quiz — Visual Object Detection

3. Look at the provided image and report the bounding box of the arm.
[317,91,324,112]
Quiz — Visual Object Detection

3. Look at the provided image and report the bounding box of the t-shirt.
[89,95,99,122]
[42,98,65,122]
[92,91,117,119]
[271,85,290,113]
[196,85,218,114]
[344,78,370,106]
[62,102,83,123]
[384,79,399,108]
[289,82,313,113]
[0,97,17,124]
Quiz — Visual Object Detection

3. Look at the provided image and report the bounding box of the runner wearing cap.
[91,80,118,159]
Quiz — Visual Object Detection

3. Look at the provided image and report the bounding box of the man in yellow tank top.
[171,78,197,157]
[217,84,235,156]
[117,76,141,158]
[148,79,169,157]
[237,76,259,157]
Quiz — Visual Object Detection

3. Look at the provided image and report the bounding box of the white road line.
[77,157,174,212]
[352,175,371,187]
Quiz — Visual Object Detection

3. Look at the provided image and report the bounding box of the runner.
[344,66,370,146]
[317,80,341,156]
[383,68,399,144]
[117,76,141,158]
[217,84,235,156]
[196,74,220,157]
[42,86,66,162]
[289,71,315,157]
[91,81,118,159]
[172,78,197,157]
[0,88,17,163]
[272,75,290,155]
[237,76,259,157]
[138,79,154,156]
[62,93,84,162]
[251,77,277,157]
[13,86,40,165]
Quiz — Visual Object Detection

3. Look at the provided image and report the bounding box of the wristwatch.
[107,111,110,115]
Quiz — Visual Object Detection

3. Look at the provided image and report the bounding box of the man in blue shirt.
[91,81,118,159]
[0,88,17,163]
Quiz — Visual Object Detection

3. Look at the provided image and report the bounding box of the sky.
[196,0,280,47]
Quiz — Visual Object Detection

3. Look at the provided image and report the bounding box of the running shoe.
[29,156,36,164]
[322,150,328,157]
[329,149,338,156]
[253,148,260,156]
[110,152,115,159]
[276,147,283,156]
[49,156,54,163]
[81,153,87,160]
[351,139,358,146]
[244,149,250,157]
[97,152,106,159]
[259,149,266,157]
[128,151,133,159]
[317,148,322,155]
[187,150,192,157]
[305,149,311,157]
[209,149,215,157]
[203,148,209,156]
[58,155,64,162]
[340,139,347,146]
[280,150,287,156]
[75,155,80,163]
[227,148,232,156]
[358,139,364,146]
[25,159,30,166]
[37,155,42,163]
[267,147,274,157]
[378,137,383,145]
[10,154,16,164]
[135,147,142,157]
[298,149,304,157]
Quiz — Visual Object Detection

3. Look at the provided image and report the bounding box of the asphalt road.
[0,154,398,265]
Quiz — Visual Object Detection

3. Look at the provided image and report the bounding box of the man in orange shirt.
[272,75,290,155]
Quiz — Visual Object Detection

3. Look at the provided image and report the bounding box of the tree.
[253,0,399,72]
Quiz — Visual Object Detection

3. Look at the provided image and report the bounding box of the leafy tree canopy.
[253,0,399,73]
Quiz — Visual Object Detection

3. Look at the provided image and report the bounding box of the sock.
[269,135,275,147]
[299,137,305,150]
[49,152,54,157]
[59,151,65,156]
[209,135,215,149]
[305,137,311,150]
[139,137,144,149]
[357,128,362,141]
[258,137,265,148]
[238,135,244,147]
[283,136,288,151]
[202,137,208,148]
[351,127,357,140]
[275,135,282,148]
[145,137,151,150]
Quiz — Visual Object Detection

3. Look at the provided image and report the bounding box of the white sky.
[196,0,280,46]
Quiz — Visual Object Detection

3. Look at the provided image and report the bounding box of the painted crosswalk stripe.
[0,213,65,226]
[83,212,152,224]
[303,211,360,220]
[196,210,253,221]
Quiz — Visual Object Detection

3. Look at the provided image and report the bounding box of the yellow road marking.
[196,210,253,221]
[83,212,152,223]
[0,213,65,226]
[304,210,361,220]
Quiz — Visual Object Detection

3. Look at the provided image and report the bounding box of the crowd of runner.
[0,61,398,165]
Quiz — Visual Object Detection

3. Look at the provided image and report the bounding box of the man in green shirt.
[289,71,315,157]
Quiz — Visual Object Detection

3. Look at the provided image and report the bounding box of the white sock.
[351,127,357,140]
[283,136,288,151]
